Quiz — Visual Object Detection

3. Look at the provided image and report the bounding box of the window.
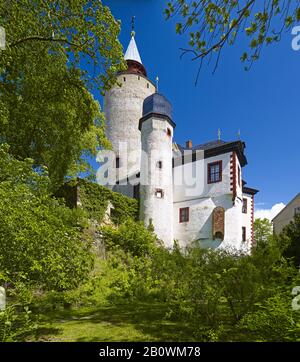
[238,166,241,187]
[147,83,149,88]
[167,128,172,137]
[242,198,248,214]
[179,207,189,223]
[157,161,163,169]
[116,157,120,169]
[208,161,222,184]
[155,189,164,198]
[242,227,246,242]
[295,207,300,216]
[123,77,126,82]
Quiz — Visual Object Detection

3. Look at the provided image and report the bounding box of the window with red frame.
[179,207,189,223]
[208,161,222,183]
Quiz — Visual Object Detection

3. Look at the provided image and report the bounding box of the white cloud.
[254,203,286,221]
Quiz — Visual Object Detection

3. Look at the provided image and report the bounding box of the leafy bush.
[101,219,157,257]
[0,145,93,291]
[0,305,36,342]
[279,213,300,267]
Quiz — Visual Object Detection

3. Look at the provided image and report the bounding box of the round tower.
[104,32,156,184]
[139,93,176,248]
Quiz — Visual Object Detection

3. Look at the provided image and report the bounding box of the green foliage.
[78,180,139,224]
[0,0,126,185]
[99,222,300,341]
[165,1,300,74]
[239,294,300,342]
[280,214,300,267]
[101,219,157,257]
[0,305,36,342]
[254,218,273,246]
[0,145,94,291]
[57,179,139,224]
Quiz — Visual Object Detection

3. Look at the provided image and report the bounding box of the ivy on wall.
[56,179,138,224]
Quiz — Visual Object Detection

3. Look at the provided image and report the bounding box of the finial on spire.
[218,128,221,141]
[156,76,159,92]
[131,16,136,37]
[237,129,241,140]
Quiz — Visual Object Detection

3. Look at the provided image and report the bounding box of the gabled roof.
[124,35,142,64]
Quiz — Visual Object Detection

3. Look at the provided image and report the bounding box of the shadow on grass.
[34,301,194,342]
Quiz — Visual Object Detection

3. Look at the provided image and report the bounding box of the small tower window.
[167,128,172,137]
[123,77,126,82]
[147,83,149,88]
[138,76,140,80]
[155,189,164,199]
[116,157,120,169]
[242,227,246,242]
[157,161,163,169]
[242,198,248,214]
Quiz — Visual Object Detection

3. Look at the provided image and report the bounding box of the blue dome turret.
[139,93,175,130]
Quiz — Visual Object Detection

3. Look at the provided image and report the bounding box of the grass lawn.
[28,301,194,342]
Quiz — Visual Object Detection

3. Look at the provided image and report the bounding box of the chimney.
[186,140,192,149]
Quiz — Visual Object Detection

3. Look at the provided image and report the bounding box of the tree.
[254,218,273,245]
[0,1,126,186]
[165,1,300,80]
[280,214,300,267]
[0,145,93,291]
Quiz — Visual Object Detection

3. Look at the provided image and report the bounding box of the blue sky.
[100,0,299,215]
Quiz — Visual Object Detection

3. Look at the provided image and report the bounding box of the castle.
[103,32,258,251]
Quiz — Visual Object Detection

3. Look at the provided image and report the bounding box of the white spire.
[124,35,142,64]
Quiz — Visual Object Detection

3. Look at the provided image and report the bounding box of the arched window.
[212,207,225,240]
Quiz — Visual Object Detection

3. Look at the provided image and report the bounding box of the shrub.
[101,219,157,257]
[0,145,94,291]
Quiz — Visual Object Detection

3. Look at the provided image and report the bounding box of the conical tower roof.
[123,30,147,77]
[124,35,142,64]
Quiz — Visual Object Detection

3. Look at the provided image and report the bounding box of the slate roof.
[174,139,248,167]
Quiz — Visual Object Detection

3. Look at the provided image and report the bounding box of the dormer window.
[208,161,222,184]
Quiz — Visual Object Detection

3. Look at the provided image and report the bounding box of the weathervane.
[156,76,159,92]
[131,16,136,37]
[218,128,221,141]
[237,129,241,140]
